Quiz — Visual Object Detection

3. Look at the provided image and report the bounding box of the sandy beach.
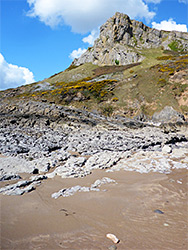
[1,168,187,250]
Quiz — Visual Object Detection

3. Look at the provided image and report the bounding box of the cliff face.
[73,12,188,66]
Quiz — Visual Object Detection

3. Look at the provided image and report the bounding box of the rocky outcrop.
[152,106,185,123]
[0,100,188,196]
[73,12,188,66]
[0,175,47,196]
[52,177,116,199]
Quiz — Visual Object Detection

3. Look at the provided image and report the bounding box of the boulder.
[152,106,185,124]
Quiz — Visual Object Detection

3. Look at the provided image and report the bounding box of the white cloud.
[82,29,100,46]
[27,0,155,33]
[144,0,161,3]
[178,0,187,3]
[152,18,187,32]
[0,53,35,91]
[69,48,87,60]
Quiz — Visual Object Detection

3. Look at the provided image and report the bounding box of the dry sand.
[0,169,188,250]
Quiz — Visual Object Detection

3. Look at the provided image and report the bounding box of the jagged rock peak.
[73,12,188,66]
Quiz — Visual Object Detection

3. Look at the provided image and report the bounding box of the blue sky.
[0,0,188,90]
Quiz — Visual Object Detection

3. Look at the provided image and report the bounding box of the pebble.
[154,209,164,214]
[164,223,169,227]
[108,245,117,250]
[177,180,182,184]
[162,145,172,154]
[106,234,120,244]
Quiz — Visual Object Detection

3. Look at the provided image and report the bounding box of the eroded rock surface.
[0,100,187,196]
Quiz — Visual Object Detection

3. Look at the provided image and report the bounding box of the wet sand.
[0,169,188,249]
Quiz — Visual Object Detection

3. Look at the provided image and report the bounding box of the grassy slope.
[0,49,187,118]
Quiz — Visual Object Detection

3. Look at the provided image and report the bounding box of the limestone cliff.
[73,12,188,66]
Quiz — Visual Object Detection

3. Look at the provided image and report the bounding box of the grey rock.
[171,148,188,158]
[0,99,188,198]
[152,106,185,124]
[91,177,116,189]
[0,175,47,196]
[85,152,122,171]
[52,177,116,199]
[109,149,188,174]
[29,175,47,182]
[73,12,188,66]
[162,145,172,154]
[0,174,21,182]
[108,245,117,250]
[154,209,164,214]
[52,185,82,199]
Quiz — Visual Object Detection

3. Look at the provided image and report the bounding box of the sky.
[0,0,188,90]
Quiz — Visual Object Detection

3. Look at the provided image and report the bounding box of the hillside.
[1,12,188,250]
[0,12,188,119]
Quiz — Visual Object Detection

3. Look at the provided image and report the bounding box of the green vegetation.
[101,105,114,116]
[115,59,120,65]
[168,40,184,52]
[1,45,187,118]
[64,64,79,72]
[157,78,168,87]
[18,78,117,106]
[88,47,93,52]
[157,55,173,60]
[133,35,137,46]
[139,37,144,44]
[112,97,119,102]
[172,82,188,97]
[181,105,188,113]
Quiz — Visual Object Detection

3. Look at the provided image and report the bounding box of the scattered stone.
[33,168,39,174]
[52,177,117,199]
[91,177,116,189]
[154,209,164,214]
[106,233,120,244]
[164,223,169,227]
[177,180,183,184]
[162,145,172,154]
[169,179,175,183]
[108,245,117,250]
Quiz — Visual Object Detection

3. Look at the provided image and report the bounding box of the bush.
[115,59,120,65]
[112,97,119,102]
[157,78,167,87]
[181,105,188,114]
[157,56,173,60]
[172,83,188,96]
[168,40,183,52]
[101,105,114,116]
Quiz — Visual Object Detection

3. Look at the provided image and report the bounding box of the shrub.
[157,56,173,60]
[157,78,167,87]
[168,40,183,52]
[115,59,120,65]
[101,105,114,116]
[181,105,188,113]
[172,83,188,96]
[112,97,119,102]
